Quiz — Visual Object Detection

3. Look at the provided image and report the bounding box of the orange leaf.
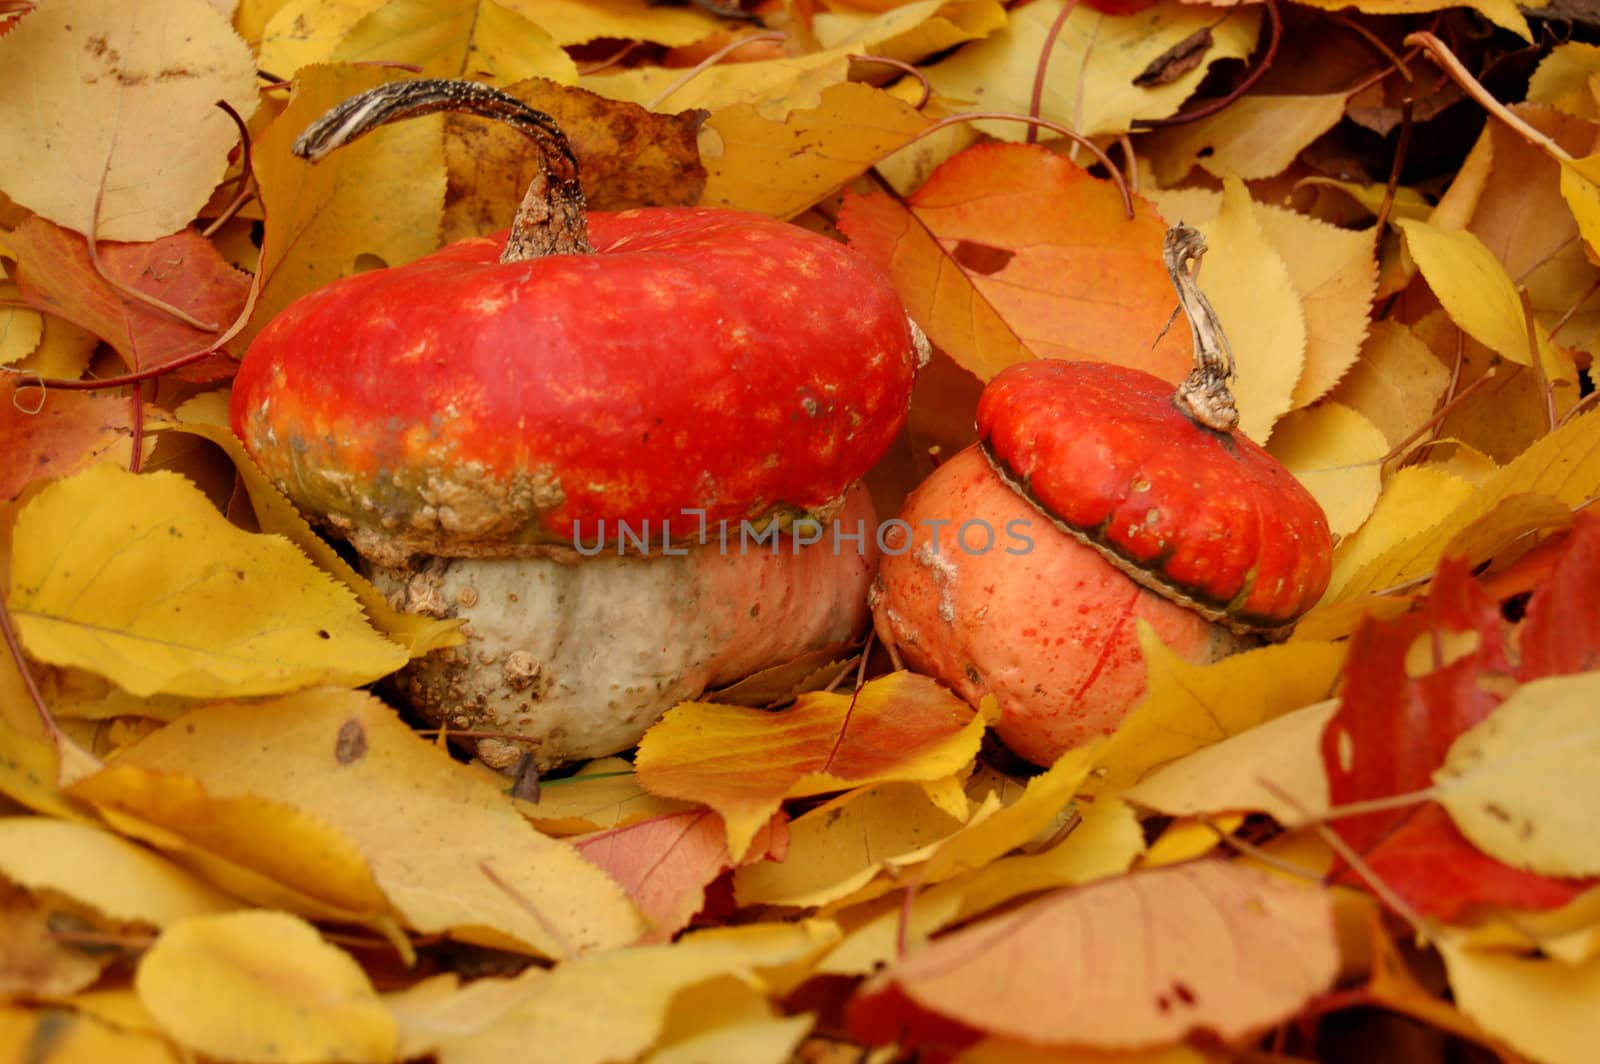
[634,671,984,861]
[0,379,141,499]
[9,217,245,378]
[849,861,1338,1051]
[575,809,786,944]
[839,142,1191,385]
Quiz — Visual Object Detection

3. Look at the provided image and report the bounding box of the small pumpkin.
[871,223,1332,765]
[231,80,927,771]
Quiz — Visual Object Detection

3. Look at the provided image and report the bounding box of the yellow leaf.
[136,910,397,1064]
[515,757,695,836]
[815,795,1144,977]
[1124,700,1337,827]
[813,0,1008,65]
[14,313,100,381]
[586,50,851,120]
[734,783,967,909]
[635,671,985,861]
[527,0,721,47]
[1197,177,1306,442]
[1151,188,1378,408]
[925,0,1260,139]
[8,465,407,697]
[107,689,645,957]
[1434,673,1600,878]
[1560,157,1600,262]
[914,743,1103,883]
[258,0,386,77]
[1138,814,1241,867]
[1093,627,1347,794]
[1329,320,1451,448]
[0,816,238,927]
[1396,218,1555,368]
[247,63,445,348]
[1268,403,1387,538]
[1149,94,1347,185]
[409,921,836,1064]
[0,1004,180,1064]
[1529,42,1600,120]
[701,81,932,218]
[68,763,397,928]
[1289,0,1530,40]
[1323,465,1477,602]
[645,978,812,1064]
[330,0,577,86]
[169,421,463,658]
[1334,408,1600,599]
[1440,938,1600,1064]
[0,0,258,241]
[0,270,42,367]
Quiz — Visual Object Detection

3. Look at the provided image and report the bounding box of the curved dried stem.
[293,79,591,262]
[1163,223,1239,432]
[1026,0,1078,145]
[201,99,258,239]
[89,129,220,333]
[643,31,787,111]
[910,111,1135,218]
[849,54,932,110]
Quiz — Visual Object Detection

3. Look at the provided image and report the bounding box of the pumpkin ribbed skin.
[231,207,920,562]
[978,360,1332,631]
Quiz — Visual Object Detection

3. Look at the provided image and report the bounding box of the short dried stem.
[293,79,591,262]
[1163,223,1239,432]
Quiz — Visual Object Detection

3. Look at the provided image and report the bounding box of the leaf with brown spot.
[847,862,1339,1051]
[839,143,1188,385]
[1133,28,1213,87]
[0,379,143,500]
[8,218,246,377]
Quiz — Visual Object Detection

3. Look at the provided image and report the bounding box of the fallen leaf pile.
[3,0,1600,1061]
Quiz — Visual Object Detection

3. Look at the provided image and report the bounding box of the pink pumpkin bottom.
[871,446,1245,766]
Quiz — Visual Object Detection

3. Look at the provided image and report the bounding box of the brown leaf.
[849,862,1338,1051]
[442,78,706,245]
[9,217,245,377]
[1133,29,1213,87]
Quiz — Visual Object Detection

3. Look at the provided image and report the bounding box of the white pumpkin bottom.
[366,485,879,770]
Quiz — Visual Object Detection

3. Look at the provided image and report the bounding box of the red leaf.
[1321,557,1595,917]
[9,216,246,379]
[1359,805,1590,922]
[576,808,787,943]
[1518,510,1600,680]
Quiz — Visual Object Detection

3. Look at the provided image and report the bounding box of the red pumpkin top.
[976,359,1332,631]
[231,206,921,562]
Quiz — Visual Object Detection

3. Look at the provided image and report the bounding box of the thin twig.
[1200,813,1326,883]
[644,32,786,111]
[88,129,219,333]
[1026,0,1078,145]
[578,40,643,76]
[0,590,67,750]
[906,112,1134,218]
[1521,288,1558,433]
[200,99,258,239]
[1371,97,1413,243]
[849,54,932,110]
[1377,358,1497,466]
[1549,274,1600,343]
[1335,14,1414,82]
[1256,778,1434,942]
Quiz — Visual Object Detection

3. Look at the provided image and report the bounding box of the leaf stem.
[1163,223,1239,432]
[643,32,787,111]
[1026,0,1079,145]
[293,79,592,262]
